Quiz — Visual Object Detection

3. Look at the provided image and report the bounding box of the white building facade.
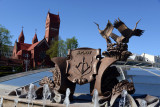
[129,53,160,67]
[141,53,160,67]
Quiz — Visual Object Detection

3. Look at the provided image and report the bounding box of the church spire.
[32,31,38,44]
[18,26,25,43]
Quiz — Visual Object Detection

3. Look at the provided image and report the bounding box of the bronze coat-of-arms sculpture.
[12,18,160,106]
[49,18,144,103]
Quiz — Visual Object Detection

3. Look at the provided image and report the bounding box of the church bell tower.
[45,11,60,45]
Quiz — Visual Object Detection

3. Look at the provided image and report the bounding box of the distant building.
[0,46,13,58]
[128,54,143,62]
[141,53,160,67]
[12,11,60,69]
[129,53,160,67]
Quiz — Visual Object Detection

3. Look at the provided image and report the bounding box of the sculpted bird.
[111,18,144,43]
[110,33,124,44]
[94,20,114,43]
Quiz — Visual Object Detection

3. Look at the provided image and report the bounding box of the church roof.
[15,40,41,56]
[28,41,41,51]
[16,38,48,52]
[17,42,31,51]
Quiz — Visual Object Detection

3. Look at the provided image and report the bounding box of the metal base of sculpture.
[102,43,132,61]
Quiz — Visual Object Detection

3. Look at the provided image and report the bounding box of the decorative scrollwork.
[39,76,55,90]
[112,80,135,96]
[52,66,61,91]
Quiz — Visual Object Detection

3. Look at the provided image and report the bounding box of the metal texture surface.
[51,57,76,94]
[66,48,101,85]
[39,76,54,90]
[112,80,135,96]
[93,57,117,95]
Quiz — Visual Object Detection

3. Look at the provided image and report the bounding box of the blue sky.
[0,0,160,55]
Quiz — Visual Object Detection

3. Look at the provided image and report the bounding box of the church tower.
[44,11,60,45]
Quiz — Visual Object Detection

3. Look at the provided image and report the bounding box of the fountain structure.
[92,89,100,107]
[63,88,70,107]
[1,18,160,106]
[0,97,3,107]
[43,84,51,107]
[47,18,141,105]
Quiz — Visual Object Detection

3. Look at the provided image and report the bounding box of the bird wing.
[132,19,144,36]
[114,18,132,38]
[103,20,114,37]
[110,33,120,43]
[133,29,144,36]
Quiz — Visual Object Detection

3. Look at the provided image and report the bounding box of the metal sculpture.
[46,18,143,103]
[95,18,144,61]
[8,18,144,106]
[49,18,143,103]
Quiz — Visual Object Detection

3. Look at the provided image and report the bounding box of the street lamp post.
[24,53,29,72]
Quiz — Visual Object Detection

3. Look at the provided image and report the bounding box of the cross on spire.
[35,29,37,34]
[22,26,24,30]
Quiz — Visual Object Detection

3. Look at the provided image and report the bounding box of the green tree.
[46,36,79,58]
[46,40,59,58]
[65,36,78,50]
[0,25,12,54]
[58,40,67,57]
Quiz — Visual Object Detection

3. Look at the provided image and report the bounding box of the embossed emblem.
[76,57,91,75]
[66,48,101,85]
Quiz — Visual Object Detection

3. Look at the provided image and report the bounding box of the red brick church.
[12,11,60,69]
